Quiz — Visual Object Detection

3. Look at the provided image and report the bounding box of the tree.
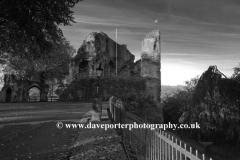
[8,37,75,84]
[162,76,199,124]
[184,66,240,144]
[232,63,240,82]
[163,66,240,144]
[0,0,82,58]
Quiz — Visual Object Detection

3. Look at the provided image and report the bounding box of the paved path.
[0,102,109,160]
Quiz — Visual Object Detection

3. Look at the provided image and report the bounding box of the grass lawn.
[49,121,128,160]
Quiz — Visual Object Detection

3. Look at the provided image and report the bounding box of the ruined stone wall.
[70,32,136,80]
[141,30,161,79]
[141,30,161,103]
[0,73,49,102]
[68,31,161,103]
[130,60,141,77]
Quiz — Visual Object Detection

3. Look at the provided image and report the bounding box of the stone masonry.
[141,30,161,79]
[68,30,161,104]
[70,32,137,80]
[141,30,161,103]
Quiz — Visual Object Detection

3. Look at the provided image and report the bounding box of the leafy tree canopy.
[232,62,240,82]
[8,37,75,83]
[162,76,199,124]
[163,65,240,144]
[0,0,81,58]
[185,66,240,143]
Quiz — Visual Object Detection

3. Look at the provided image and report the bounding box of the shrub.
[59,77,163,123]
[59,77,146,102]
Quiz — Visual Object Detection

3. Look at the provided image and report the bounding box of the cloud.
[162,53,212,56]
[74,18,152,28]
[59,0,240,85]
[74,0,240,27]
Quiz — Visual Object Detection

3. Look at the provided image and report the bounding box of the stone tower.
[141,30,161,79]
[141,30,161,102]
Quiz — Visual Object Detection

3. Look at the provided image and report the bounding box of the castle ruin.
[141,30,161,103]
[69,32,139,80]
[0,30,161,103]
[69,30,161,102]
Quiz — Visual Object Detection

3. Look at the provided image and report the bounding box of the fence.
[109,96,213,160]
[29,96,40,102]
[47,96,59,102]
[29,96,59,102]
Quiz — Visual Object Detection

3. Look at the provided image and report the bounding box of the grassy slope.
[59,121,128,160]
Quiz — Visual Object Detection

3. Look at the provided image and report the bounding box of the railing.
[29,96,40,102]
[47,96,59,102]
[29,96,59,102]
[109,96,213,160]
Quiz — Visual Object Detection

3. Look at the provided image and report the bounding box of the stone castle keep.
[141,30,161,80]
[69,31,139,80]
[69,30,161,102]
[0,30,161,103]
[141,30,161,102]
[69,30,160,80]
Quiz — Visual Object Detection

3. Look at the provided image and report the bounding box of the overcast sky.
[60,0,240,86]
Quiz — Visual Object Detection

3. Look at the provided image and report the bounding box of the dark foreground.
[0,102,110,160]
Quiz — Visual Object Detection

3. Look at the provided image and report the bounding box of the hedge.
[59,77,146,102]
[59,77,163,123]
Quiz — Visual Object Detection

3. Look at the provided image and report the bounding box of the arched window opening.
[79,60,89,71]
[5,88,12,102]
[109,60,115,68]
[28,87,40,102]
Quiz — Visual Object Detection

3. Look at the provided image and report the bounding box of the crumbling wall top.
[144,30,161,39]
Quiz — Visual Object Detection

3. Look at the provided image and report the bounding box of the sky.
[60,0,240,86]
